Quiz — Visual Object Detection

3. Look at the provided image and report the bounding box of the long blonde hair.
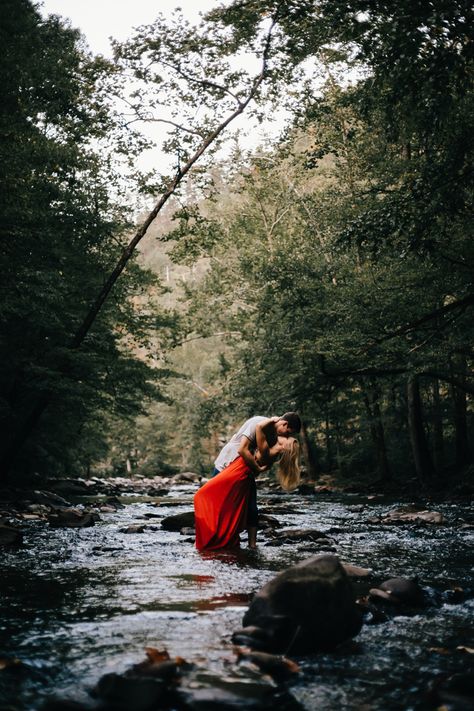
[277,438,301,491]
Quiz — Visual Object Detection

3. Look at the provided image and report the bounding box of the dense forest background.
[1,0,473,490]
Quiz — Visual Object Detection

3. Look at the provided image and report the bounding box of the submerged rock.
[161,511,195,531]
[0,524,23,546]
[236,554,362,654]
[369,577,425,606]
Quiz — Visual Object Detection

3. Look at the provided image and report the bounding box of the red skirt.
[194,456,252,551]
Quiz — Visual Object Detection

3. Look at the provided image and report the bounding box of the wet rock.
[161,511,195,531]
[120,524,146,534]
[429,672,474,710]
[369,577,425,606]
[355,597,389,625]
[369,509,445,525]
[106,496,125,509]
[264,528,333,546]
[341,563,372,578]
[147,487,170,496]
[238,554,363,654]
[232,626,273,650]
[314,484,338,493]
[0,524,23,546]
[99,505,117,513]
[175,670,299,711]
[31,490,72,507]
[128,647,190,681]
[180,527,196,536]
[93,673,167,711]
[46,478,91,495]
[26,503,51,515]
[257,513,282,530]
[297,483,315,495]
[170,471,200,483]
[48,509,97,528]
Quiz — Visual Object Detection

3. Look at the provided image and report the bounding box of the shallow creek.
[1,487,473,710]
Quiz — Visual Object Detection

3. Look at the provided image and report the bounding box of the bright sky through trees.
[39,0,284,174]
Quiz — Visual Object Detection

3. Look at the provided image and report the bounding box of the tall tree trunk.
[363,384,391,481]
[451,355,471,468]
[407,375,435,481]
[431,378,444,472]
[324,405,332,471]
[299,420,320,480]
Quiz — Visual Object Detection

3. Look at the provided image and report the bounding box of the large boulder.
[236,554,362,654]
[161,511,195,531]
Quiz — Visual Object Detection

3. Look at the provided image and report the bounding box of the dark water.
[0,487,473,710]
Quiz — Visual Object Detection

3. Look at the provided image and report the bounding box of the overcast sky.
[38,1,288,175]
[39,0,226,55]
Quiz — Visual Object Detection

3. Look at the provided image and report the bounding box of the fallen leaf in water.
[428,647,451,655]
[144,647,170,662]
[0,657,22,670]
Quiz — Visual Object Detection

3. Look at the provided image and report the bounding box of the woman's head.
[277,436,301,491]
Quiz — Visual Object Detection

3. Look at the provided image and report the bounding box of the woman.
[194,418,300,551]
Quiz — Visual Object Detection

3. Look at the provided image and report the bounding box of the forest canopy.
[1,0,473,488]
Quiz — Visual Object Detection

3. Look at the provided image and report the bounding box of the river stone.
[120,524,146,534]
[380,509,445,525]
[257,513,282,530]
[369,577,425,606]
[238,554,363,654]
[47,509,97,528]
[265,528,333,546]
[171,471,200,483]
[94,672,166,711]
[46,478,90,495]
[161,511,195,531]
[0,524,23,546]
[31,490,71,507]
[175,671,296,711]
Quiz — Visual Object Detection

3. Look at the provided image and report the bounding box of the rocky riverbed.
[0,475,473,710]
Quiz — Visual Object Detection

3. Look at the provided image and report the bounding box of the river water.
[0,487,473,710]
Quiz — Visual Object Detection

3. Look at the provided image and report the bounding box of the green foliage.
[0,0,170,479]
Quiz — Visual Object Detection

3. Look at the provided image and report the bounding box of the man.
[213,412,301,548]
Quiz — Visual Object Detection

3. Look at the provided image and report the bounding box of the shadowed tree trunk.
[363,382,391,481]
[451,355,471,469]
[299,420,320,480]
[431,378,444,472]
[324,404,333,471]
[407,375,435,481]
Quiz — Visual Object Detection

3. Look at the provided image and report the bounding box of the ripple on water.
[0,493,472,709]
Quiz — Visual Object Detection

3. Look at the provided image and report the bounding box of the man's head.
[275,412,302,437]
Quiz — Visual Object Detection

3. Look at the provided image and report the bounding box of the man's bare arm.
[238,436,267,474]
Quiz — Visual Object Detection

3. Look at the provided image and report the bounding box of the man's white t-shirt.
[214,415,266,472]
